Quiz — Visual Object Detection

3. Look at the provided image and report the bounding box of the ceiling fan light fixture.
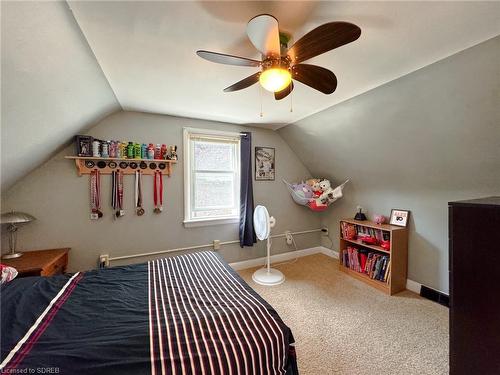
[259,68,291,92]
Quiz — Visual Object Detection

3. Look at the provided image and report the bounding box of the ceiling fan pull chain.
[259,85,264,117]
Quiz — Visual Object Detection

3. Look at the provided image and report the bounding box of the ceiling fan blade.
[247,14,281,57]
[223,72,261,92]
[287,22,361,64]
[274,81,294,100]
[196,50,261,67]
[292,64,337,94]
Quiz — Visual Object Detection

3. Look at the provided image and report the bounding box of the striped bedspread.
[1,251,297,375]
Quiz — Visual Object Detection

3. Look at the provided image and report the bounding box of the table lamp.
[1,211,36,259]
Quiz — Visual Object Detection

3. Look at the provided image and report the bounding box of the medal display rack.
[65,156,176,177]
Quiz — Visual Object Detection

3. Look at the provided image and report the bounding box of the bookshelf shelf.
[339,219,408,295]
[341,238,390,254]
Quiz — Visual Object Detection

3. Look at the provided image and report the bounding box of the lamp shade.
[1,211,36,225]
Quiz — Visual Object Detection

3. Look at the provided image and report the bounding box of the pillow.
[0,264,18,284]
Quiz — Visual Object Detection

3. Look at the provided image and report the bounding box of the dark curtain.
[239,132,257,247]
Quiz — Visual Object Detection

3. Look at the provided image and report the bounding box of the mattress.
[1,251,298,374]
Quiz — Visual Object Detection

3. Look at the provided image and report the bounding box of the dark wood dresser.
[449,197,500,375]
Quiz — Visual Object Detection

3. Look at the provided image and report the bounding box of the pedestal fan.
[252,205,285,286]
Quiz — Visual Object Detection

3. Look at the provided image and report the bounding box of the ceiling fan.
[196,14,361,100]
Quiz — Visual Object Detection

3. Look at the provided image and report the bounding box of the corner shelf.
[339,219,408,295]
[65,156,177,177]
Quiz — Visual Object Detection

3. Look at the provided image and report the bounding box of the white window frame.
[183,127,241,228]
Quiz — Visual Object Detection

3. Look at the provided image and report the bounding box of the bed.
[1,251,298,374]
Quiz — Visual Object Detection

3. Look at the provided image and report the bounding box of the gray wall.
[1,1,120,191]
[278,36,500,293]
[1,112,321,271]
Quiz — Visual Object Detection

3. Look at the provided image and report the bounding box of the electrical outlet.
[285,231,293,245]
[321,227,329,236]
[213,240,221,250]
[99,254,109,268]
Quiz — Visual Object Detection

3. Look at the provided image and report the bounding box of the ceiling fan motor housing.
[261,55,291,73]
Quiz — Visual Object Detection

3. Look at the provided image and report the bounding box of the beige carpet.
[238,254,448,375]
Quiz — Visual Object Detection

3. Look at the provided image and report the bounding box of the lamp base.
[2,252,23,259]
[252,268,285,286]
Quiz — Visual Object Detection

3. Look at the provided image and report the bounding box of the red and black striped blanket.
[1,251,298,374]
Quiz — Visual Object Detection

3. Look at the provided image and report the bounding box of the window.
[183,128,240,227]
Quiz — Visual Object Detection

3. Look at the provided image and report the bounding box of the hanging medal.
[90,169,103,220]
[135,170,145,216]
[153,170,163,213]
[112,170,125,218]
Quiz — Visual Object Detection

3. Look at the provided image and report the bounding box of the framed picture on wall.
[255,147,275,181]
[389,209,410,227]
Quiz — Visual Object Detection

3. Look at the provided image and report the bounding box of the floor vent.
[420,285,449,307]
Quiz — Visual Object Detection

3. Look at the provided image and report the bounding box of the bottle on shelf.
[154,144,161,160]
[147,143,155,160]
[134,143,141,159]
[92,140,101,157]
[127,142,134,159]
[161,144,168,160]
[141,144,148,159]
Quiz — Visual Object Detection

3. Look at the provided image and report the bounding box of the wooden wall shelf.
[339,219,408,295]
[65,156,177,177]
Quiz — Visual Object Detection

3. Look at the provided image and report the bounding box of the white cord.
[261,232,300,269]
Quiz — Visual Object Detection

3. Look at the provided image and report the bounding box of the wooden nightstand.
[1,248,70,277]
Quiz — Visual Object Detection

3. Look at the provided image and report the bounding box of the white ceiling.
[2,1,500,192]
[68,1,500,129]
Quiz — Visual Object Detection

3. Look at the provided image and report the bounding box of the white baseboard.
[405,279,422,294]
[229,246,326,271]
[231,246,423,295]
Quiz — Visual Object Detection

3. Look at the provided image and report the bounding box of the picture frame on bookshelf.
[389,209,410,227]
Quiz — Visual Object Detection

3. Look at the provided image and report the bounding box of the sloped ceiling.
[68,1,500,128]
[2,1,500,192]
[1,1,120,191]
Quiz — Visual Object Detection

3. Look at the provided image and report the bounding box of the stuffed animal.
[292,183,314,200]
[308,197,328,212]
[319,179,331,192]
[311,179,324,197]
[305,178,319,187]
[319,180,344,206]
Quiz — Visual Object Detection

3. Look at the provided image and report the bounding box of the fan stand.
[252,237,285,286]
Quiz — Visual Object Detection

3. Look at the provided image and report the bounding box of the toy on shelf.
[283,178,349,212]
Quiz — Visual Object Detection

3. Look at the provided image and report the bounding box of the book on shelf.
[341,246,390,283]
[341,221,390,245]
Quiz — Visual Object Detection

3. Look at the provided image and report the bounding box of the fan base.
[252,268,285,286]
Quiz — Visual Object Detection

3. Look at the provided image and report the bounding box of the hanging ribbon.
[112,170,125,217]
[90,169,103,219]
[154,170,163,213]
[135,170,145,216]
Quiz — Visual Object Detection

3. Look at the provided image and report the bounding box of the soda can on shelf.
[92,140,101,157]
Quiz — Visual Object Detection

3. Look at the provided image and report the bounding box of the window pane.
[194,172,235,211]
[194,141,234,171]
